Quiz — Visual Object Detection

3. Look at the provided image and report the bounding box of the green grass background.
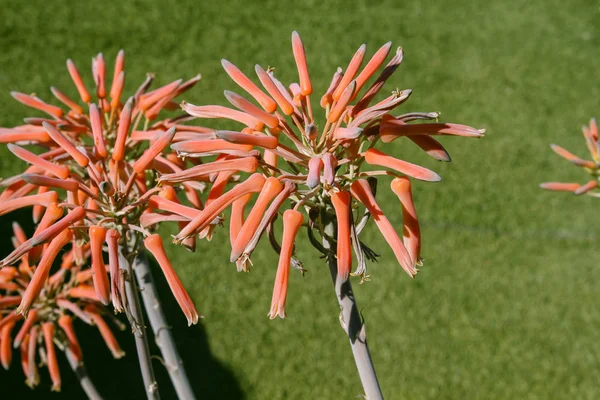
[1,0,600,398]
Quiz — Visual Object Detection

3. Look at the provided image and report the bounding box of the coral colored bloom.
[105,228,124,312]
[89,226,110,305]
[166,32,482,319]
[13,309,38,348]
[85,306,125,359]
[144,235,200,325]
[268,210,304,319]
[231,177,284,261]
[17,229,73,316]
[291,31,312,96]
[215,130,278,149]
[364,148,441,182]
[221,59,277,112]
[542,119,600,198]
[331,191,353,281]
[1,320,15,369]
[0,50,208,392]
[42,322,61,391]
[351,179,416,277]
[306,157,324,189]
[0,190,58,217]
[174,173,266,242]
[57,314,83,362]
[391,177,421,266]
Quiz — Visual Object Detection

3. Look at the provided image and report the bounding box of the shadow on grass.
[0,210,245,400]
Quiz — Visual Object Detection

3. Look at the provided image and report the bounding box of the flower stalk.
[66,350,104,400]
[120,249,160,400]
[133,251,197,400]
[322,214,383,400]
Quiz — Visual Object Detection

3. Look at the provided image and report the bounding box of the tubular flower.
[143,234,200,325]
[0,223,124,390]
[168,32,483,317]
[0,51,204,323]
[541,119,600,197]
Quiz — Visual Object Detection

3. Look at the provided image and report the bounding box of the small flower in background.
[0,222,124,391]
[156,31,484,319]
[0,50,202,325]
[541,119,600,196]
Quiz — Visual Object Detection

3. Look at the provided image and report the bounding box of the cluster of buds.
[0,221,125,391]
[541,119,600,196]
[149,32,484,319]
[0,48,204,383]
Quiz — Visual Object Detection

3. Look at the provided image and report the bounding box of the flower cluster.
[154,32,484,319]
[0,222,124,391]
[0,51,202,331]
[541,119,600,196]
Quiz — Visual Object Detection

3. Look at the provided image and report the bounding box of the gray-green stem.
[66,350,104,400]
[322,217,384,400]
[133,250,197,400]
[120,249,160,400]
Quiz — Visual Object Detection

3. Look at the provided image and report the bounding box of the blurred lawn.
[1,0,600,399]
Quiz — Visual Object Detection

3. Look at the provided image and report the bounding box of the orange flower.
[333,45,366,101]
[380,121,485,142]
[89,226,110,305]
[85,306,125,359]
[353,41,392,97]
[171,137,254,155]
[331,191,352,281]
[10,92,63,118]
[42,322,61,391]
[174,173,266,242]
[159,156,258,183]
[21,174,79,192]
[268,209,304,319]
[0,320,15,369]
[169,32,482,318]
[144,234,200,325]
[17,229,73,316]
[139,79,182,111]
[133,127,177,173]
[182,103,263,130]
[542,119,600,198]
[539,182,581,192]
[307,156,324,188]
[1,50,204,344]
[6,144,69,179]
[106,228,124,312]
[231,177,284,262]
[230,193,253,246]
[13,309,38,348]
[67,59,91,103]
[391,177,421,266]
[350,179,416,277]
[215,130,278,149]
[51,86,83,114]
[112,97,133,161]
[89,103,108,158]
[2,206,84,268]
[26,325,40,387]
[42,122,89,167]
[291,31,312,96]
[364,148,441,182]
[224,91,280,129]
[221,59,277,112]
[0,190,58,217]
[57,315,83,362]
